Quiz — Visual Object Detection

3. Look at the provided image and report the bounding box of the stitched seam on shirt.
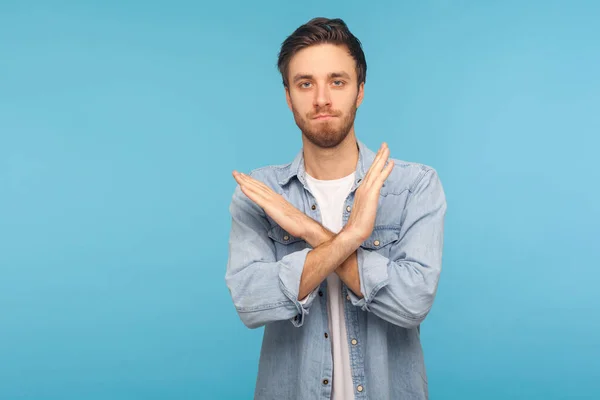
[408,166,432,194]
[249,164,293,185]
[398,301,433,321]
[279,273,304,316]
[249,164,291,175]
[372,224,402,231]
[397,167,433,230]
[404,306,432,321]
[236,300,290,313]
[367,278,389,305]
[381,187,410,196]
[368,278,431,321]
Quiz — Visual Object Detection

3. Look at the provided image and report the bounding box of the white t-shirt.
[305,171,356,400]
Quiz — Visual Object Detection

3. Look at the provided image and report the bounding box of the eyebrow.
[292,71,352,83]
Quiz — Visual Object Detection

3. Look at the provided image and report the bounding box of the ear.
[285,87,293,111]
[356,82,365,109]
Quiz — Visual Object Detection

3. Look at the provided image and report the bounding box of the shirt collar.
[277,138,382,190]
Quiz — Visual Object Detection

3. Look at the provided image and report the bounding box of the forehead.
[288,43,356,79]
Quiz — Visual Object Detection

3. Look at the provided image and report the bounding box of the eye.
[332,80,345,87]
[300,82,312,89]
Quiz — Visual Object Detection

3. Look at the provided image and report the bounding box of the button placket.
[301,190,332,392]
[344,299,366,396]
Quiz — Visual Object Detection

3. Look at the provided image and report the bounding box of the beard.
[292,103,357,149]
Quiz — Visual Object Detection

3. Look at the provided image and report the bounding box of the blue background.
[1,1,598,399]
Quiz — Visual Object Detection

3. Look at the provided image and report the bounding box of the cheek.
[333,91,358,110]
[289,93,312,113]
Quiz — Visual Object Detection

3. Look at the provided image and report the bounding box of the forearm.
[298,229,359,300]
[302,222,364,299]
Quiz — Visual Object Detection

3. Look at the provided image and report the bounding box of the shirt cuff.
[348,247,390,311]
[278,247,316,327]
[299,287,318,304]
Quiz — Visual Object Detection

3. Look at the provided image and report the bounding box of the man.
[225,17,446,400]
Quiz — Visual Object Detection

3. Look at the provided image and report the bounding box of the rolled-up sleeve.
[225,185,316,329]
[348,168,447,329]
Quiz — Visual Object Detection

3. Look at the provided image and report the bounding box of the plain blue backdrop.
[1,1,599,399]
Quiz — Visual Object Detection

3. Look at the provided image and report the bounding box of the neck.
[302,130,359,180]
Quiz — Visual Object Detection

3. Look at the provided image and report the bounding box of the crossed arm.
[297,221,362,299]
[225,144,446,329]
[234,143,393,301]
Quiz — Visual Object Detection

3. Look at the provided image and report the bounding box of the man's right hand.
[232,170,312,240]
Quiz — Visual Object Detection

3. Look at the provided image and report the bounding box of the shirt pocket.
[360,226,401,257]
[267,224,307,259]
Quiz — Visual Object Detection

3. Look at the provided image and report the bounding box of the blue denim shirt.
[225,139,447,400]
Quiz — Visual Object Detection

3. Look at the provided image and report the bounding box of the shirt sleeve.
[225,184,318,329]
[347,168,447,328]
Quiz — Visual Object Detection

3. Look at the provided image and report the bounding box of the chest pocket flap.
[267,224,304,245]
[361,227,400,249]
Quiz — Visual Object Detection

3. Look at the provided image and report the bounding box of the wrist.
[302,219,332,247]
[339,225,366,249]
[334,228,363,253]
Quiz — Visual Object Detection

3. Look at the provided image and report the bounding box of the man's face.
[285,44,364,149]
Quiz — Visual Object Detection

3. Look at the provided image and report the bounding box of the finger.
[370,144,388,173]
[234,173,265,199]
[239,183,258,203]
[242,173,274,194]
[377,146,390,172]
[234,170,255,185]
[239,173,275,199]
[242,178,268,199]
[362,144,385,183]
[236,173,260,191]
[375,159,394,186]
[233,171,245,185]
[365,145,390,186]
[234,172,273,210]
[239,181,268,206]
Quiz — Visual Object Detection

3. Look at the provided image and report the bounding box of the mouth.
[312,114,337,120]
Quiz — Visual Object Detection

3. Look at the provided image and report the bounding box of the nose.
[313,84,331,109]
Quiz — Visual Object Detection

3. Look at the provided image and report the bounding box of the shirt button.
[357,385,364,392]
[324,332,328,338]
[283,235,290,241]
[318,291,323,297]
[346,294,350,301]
[346,205,351,212]
[351,339,358,345]
[322,379,329,385]
[311,204,317,210]
[373,240,380,246]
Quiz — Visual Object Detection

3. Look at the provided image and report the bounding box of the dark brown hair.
[277,17,367,88]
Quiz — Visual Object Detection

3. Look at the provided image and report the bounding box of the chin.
[304,131,349,149]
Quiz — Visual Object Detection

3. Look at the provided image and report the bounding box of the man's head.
[277,18,367,149]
